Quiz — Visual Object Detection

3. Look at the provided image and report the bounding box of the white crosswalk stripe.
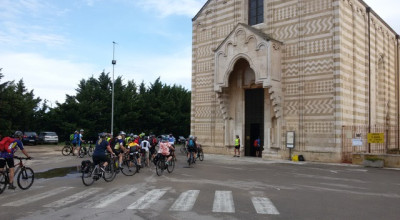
[169,190,199,211]
[3,187,74,207]
[212,191,235,213]
[88,187,137,208]
[43,187,102,208]
[3,185,280,215]
[127,189,167,210]
[251,197,280,215]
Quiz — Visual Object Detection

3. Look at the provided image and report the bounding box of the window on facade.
[249,0,264,26]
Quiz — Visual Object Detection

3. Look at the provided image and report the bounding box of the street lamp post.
[111,41,117,136]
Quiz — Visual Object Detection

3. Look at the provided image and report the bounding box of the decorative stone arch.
[214,23,284,150]
[214,23,283,119]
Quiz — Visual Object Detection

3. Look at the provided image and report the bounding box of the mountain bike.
[0,157,34,194]
[180,144,188,155]
[187,149,196,167]
[155,154,175,176]
[79,141,94,158]
[197,144,204,161]
[62,141,75,156]
[81,157,116,186]
[120,151,140,176]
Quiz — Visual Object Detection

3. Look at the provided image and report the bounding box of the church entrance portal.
[245,88,264,157]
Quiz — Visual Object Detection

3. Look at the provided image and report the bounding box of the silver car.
[38,132,58,144]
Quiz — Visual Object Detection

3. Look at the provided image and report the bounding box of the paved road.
[1,144,400,220]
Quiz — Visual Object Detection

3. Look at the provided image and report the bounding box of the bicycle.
[79,141,94,158]
[180,144,188,155]
[187,149,196,167]
[197,144,204,161]
[155,154,175,176]
[120,151,140,176]
[61,141,75,156]
[0,156,34,193]
[81,157,116,186]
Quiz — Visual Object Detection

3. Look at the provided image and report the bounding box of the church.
[191,0,400,162]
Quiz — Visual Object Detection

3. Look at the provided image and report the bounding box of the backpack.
[188,139,195,148]
[80,160,92,173]
[253,139,259,147]
[0,137,15,153]
[70,134,74,141]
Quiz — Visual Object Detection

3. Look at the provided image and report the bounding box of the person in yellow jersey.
[234,135,240,157]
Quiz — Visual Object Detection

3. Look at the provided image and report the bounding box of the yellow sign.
[367,133,384,144]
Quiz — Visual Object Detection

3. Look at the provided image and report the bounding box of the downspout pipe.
[397,34,400,151]
[367,7,371,153]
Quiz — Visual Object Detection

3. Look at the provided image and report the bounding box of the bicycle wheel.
[103,163,116,182]
[88,146,94,157]
[167,159,175,173]
[17,167,34,190]
[156,160,165,176]
[82,165,95,186]
[188,153,192,167]
[0,172,7,194]
[62,146,72,156]
[78,148,86,158]
[121,159,136,176]
[180,146,186,154]
[198,150,204,161]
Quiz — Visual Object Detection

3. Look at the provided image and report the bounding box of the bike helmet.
[14,131,23,138]
[162,136,168,141]
[80,129,84,132]
[119,131,126,136]
[99,132,107,138]
[189,135,194,139]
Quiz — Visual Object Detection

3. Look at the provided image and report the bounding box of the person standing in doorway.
[254,137,261,157]
[234,135,240,157]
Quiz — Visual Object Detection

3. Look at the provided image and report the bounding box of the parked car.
[177,136,186,144]
[38,132,59,144]
[22,131,38,145]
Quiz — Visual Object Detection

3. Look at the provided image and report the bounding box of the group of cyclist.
[90,131,202,172]
[90,132,177,172]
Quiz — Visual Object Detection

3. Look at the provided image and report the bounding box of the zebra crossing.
[2,186,280,215]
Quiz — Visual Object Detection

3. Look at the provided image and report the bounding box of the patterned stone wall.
[192,0,400,162]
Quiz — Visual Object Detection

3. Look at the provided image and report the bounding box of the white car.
[38,132,59,144]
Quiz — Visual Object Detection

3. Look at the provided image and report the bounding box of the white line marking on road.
[212,191,235,213]
[251,197,280,215]
[169,190,199,211]
[91,187,137,208]
[3,187,74,207]
[43,187,102,208]
[127,189,167,210]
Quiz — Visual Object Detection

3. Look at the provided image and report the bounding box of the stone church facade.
[191,0,400,162]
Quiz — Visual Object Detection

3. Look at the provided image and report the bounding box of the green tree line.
[0,70,191,142]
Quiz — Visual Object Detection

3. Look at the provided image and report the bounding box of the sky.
[1,0,399,106]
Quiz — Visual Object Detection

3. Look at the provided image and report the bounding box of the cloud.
[113,46,192,90]
[134,0,206,17]
[0,52,99,104]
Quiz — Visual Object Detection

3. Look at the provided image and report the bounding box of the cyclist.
[194,136,202,159]
[92,132,114,171]
[168,134,175,147]
[187,135,197,163]
[75,129,85,157]
[140,136,150,167]
[71,130,79,155]
[158,136,174,165]
[0,131,32,190]
[112,131,128,170]
[148,134,158,160]
[128,138,141,168]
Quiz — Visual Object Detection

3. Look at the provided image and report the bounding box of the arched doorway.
[226,58,264,157]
